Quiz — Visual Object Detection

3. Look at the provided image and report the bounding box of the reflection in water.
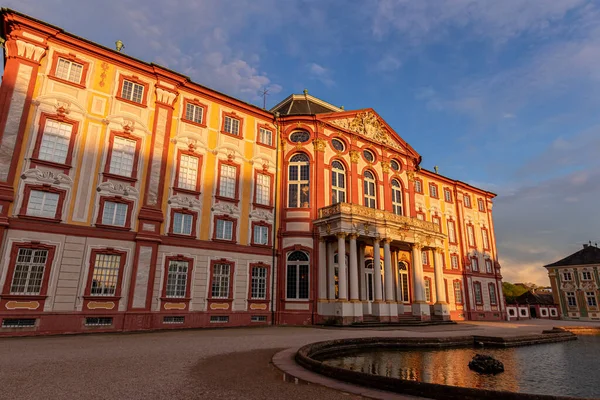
[321,336,600,398]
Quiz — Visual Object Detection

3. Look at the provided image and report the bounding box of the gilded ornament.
[312,138,326,152]
[406,171,415,182]
[381,161,390,173]
[349,150,360,163]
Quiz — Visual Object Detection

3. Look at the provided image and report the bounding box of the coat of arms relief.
[328,111,405,153]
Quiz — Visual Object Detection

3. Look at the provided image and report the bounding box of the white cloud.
[375,54,402,72]
[307,62,335,87]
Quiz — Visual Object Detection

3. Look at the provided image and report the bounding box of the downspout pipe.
[270,111,280,325]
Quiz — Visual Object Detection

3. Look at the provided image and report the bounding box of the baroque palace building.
[0,9,504,335]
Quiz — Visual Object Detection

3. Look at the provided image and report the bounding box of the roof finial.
[115,40,125,52]
[303,89,308,96]
[340,105,344,110]
[434,165,439,174]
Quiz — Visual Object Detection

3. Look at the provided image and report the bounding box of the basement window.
[2,318,36,328]
[163,316,185,324]
[85,317,113,327]
[210,316,229,323]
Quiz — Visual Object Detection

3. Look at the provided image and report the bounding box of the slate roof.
[271,93,342,115]
[513,291,556,305]
[543,244,600,268]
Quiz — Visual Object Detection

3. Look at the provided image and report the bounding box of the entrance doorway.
[364,259,374,315]
[530,306,537,318]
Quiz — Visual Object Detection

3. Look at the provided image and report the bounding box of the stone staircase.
[349,313,456,327]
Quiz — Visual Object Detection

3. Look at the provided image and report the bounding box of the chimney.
[583,244,589,249]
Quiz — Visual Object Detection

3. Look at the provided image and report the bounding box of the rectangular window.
[450,254,459,269]
[185,103,203,124]
[464,195,471,208]
[2,318,36,328]
[177,154,199,191]
[478,198,486,212]
[582,271,592,281]
[447,220,457,243]
[165,260,189,298]
[224,116,240,135]
[566,291,577,307]
[474,283,483,304]
[210,316,229,323]
[422,250,429,266]
[399,272,409,302]
[55,58,83,83]
[215,219,234,241]
[219,164,237,199]
[563,272,572,281]
[471,258,479,272]
[429,184,438,198]
[432,216,441,233]
[485,259,493,273]
[586,292,597,307]
[489,284,498,305]
[172,212,193,235]
[251,266,267,299]
[26,190,59,218]
[90,253,121,296]
[253,225,269,245]
[286,264,309,300]
[102,201,128,227]
[482,229,490,250]
[163,316,185,324]
[121,80,144,104]
[453,282,462,303]
[9,248,49,295]
[255,173,271,206]
[444,188,452,202]
[211,263,230,299]
[38,119,73,164]
[415,180,422,193]
[424,279,431,302]
[258,127,273,146]
[85,317,113,327]
[467,225,475,247]
[251,315,267,322]
[416,213,425,221]
[109,136,137,177]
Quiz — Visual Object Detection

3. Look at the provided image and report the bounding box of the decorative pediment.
[168,195,202,210]
[211,202,240,217]
[249,208,274,222]
[97,181,139,198]
[328,111,405,152]
[22,168,73,186]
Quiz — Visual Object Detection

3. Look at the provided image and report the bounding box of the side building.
[544,244,600,321]
[0,9,504,336]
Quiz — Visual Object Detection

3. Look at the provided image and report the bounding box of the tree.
[502,282,529,302]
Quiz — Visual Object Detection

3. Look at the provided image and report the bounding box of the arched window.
[288,153,310,208]
[397,261,409,302]
[331,161,346,204]
[364,259,374,301]
[363,170,376,208]
[286,251,309,300]
[391,179,403,215]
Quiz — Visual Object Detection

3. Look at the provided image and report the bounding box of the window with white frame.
[390,159,401,172]
[185,103,203,124]
[489,284,498,305]
[288,153,310,208]
[363,171,376,208]
[453,281,462,303]
[286,251,309,300]
[90,253,121,296]
[177,154,199,191]
[121,80,144,104]
[422,250,429,265]
[253,224,269,245]
[447,220,457,243]
[38,119,73,164]
[563,271,573,281]
[467,225,475,247]
[215,219,234,241]
[251,266,267,299]
[414,179,422,193]
[258,127,272,146]
[55,57,84,84]
[223,116,240,135]
[471,257,479,272]
[550,308,558,316]
[464,194,471,207]
[485,259,493,273]
[582,271,593,281]
[482,229,490,249]
[109,136,137,177]
[424,279,431,302]
[451,254,459,269]
[9,248,49,295]
[566,291,577,307]
[218,164,237,199]
[416,213,425,221]
[398,262,409,302]
[26,190,59,218]
[586,292,597,307]
[172,212,193,235]
[391,179,403,215]
[432,216,441,233]
[474,282,483,304]
[478,198,485,212]
[211,263,231,298]
[255,173,271,206]
[429,183,438,198]
[101,201,128,227]
[444,188,452,202]
[165,260,189,298]
[331,161,346,204]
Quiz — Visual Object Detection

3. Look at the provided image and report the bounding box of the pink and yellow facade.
[0,9,504,336]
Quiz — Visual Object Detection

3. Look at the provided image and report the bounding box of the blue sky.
[7,0,600,285]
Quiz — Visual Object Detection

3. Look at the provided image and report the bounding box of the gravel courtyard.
[0,320,592,400]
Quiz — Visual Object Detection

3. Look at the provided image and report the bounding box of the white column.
[373,239,383,301]
[318,238,327,300]
[327,241,335,300]
[383,239,394,301]
[349,234,359,300]
[359,244,366,301]
[411,244,425,302]
[337,233,348,300]
[433,248,447,303]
